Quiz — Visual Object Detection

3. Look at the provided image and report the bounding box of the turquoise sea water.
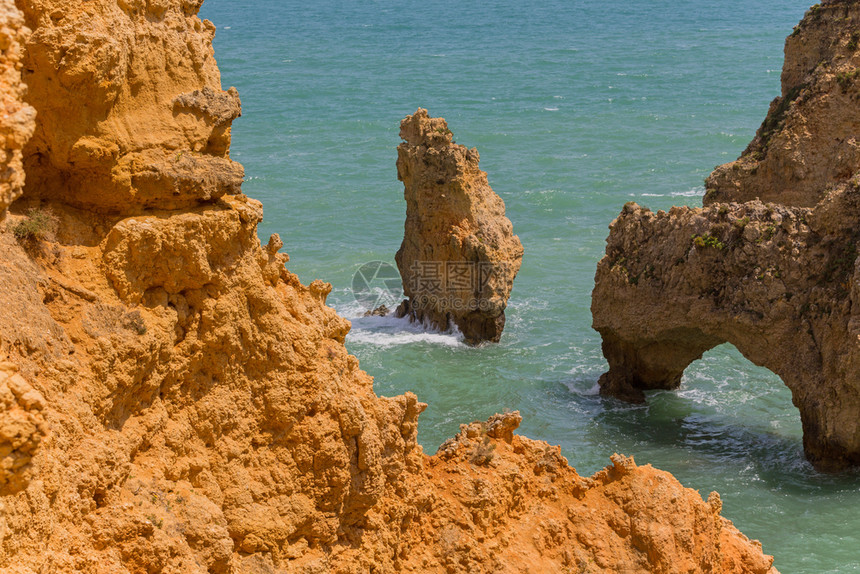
[201,2,859,571]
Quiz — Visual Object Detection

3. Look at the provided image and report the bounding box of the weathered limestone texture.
[0,0,777,571]
[16,0,243,213]
[394,109,524,344]
[0,361,46,496]
[0,0,35,217]
[593,1,860,471]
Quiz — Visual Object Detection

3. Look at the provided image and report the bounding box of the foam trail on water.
[671,186,705,197]
[640,186,705,199]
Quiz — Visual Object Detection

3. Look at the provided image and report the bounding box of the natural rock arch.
[592,198,860,472]
[593,1,860,472]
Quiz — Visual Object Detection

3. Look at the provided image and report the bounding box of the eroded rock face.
[394,109,523,344]
[0,200,780,572]
[592,196,860,470]
[395,412,776,574]
[593,1,860,471]
[15,0,243,213]
[0,362,46,496]
[0,0,35,217]
[1,193,428,571]
[705,1,860,207]
[0,1,778,572]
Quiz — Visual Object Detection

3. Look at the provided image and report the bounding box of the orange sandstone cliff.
[592,1,860,471]
[0,0,34,214]
[0,0,776,571]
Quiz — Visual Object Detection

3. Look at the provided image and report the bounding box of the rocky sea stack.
[394,109,524,345]
[592,0,860,472]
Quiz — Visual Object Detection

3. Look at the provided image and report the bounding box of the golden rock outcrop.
[398,412,775,574]
[394,109,524,345]
[593,1,860,471]
[16,0,243,213]
[0,0,777,571]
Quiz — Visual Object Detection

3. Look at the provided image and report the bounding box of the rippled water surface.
[202,1,859,571]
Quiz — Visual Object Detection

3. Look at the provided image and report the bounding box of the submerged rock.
[394,109,524,344]
[363,304,390,317]
[592,1,860,472]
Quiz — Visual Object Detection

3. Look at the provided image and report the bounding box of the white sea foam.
[338,305,465,348]
[349,327,464,348]
[671,186,705,197]
[677,386,724,407]
[543,107,559,111]
[562,377,602,397]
